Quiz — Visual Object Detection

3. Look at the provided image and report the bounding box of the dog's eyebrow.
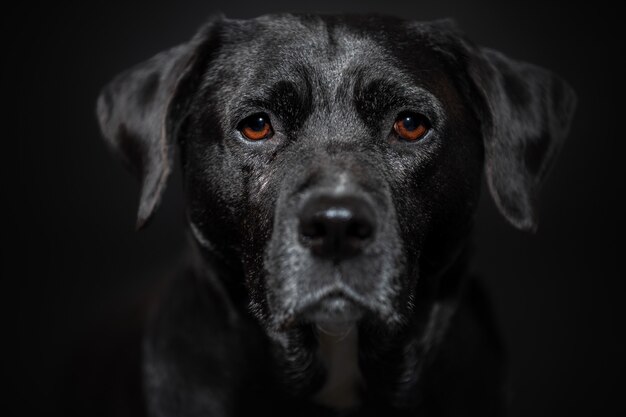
[353,78,443,131]
[235,79,312,132]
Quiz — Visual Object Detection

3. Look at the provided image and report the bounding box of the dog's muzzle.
[265,163,401,330]
[293,193,377,324]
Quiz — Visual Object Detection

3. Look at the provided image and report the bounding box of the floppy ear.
[468,47,577,231]
[96,17,221,229]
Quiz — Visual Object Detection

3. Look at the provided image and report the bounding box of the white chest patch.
[313,324,362,410]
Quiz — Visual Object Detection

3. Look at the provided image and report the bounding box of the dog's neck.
[313,323,362,410]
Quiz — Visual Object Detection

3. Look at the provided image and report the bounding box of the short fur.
[96,13,575,417]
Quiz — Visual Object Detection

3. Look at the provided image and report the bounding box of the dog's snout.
[298,195,376,261]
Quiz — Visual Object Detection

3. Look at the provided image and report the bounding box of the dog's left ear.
[96,17,222,229]
[467,45,577,232]
[415,20,576,231]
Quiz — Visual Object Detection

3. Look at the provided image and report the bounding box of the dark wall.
[5,1,623,416]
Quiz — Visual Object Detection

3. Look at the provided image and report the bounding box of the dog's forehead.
[212,14,456,101]
[249,15,394,70]
[215,16,387,88]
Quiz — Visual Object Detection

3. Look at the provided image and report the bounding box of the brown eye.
[240,114,273,140]
[393,113,430,141]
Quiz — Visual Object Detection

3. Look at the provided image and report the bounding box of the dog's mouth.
[287,284,369,329]
[301,293,364,325]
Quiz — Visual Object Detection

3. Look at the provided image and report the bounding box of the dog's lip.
[299,292,364,325]
[275,281,378,330]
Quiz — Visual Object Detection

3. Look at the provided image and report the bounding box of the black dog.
[96,13,575,417]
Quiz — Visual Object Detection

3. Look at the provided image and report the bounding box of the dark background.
[4,0,623,416]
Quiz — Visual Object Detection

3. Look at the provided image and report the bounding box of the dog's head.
[97,14,575,336]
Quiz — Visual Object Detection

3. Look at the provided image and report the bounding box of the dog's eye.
[393,113,430,141]
[239,114,273,141]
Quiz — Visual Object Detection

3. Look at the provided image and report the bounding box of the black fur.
[96,13,575,417]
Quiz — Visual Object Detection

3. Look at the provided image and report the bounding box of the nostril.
[300,217,327,240]
[346,218,373,240]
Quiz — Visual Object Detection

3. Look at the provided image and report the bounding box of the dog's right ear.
[96,16,222,229]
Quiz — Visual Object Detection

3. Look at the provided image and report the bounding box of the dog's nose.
[298,195,376,260]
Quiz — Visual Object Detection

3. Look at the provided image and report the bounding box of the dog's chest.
[313,326,362,410]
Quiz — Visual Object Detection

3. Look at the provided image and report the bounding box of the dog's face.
[97,14,575,336]
[181,15,486,332]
